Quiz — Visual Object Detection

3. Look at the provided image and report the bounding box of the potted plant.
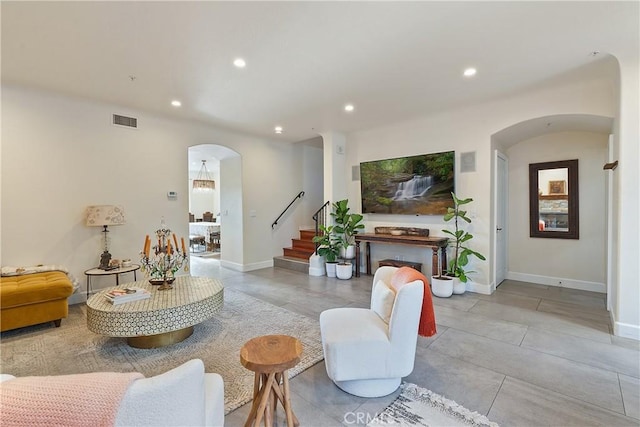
[331,199,364,260]
[335,260,353,280]
[431,255,454,298]
[442,192,486,294]
[312,225,341,278]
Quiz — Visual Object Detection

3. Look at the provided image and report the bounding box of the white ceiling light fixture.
[171,100,182,107]
[274,126,283,134]
[192,160,215,192]
[344,104,355,112]
[463,67,477,77]
[233,58,246,68]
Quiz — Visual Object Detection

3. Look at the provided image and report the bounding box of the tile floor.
[190,257,639,426]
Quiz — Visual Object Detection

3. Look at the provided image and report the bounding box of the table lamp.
[86,205,126,269]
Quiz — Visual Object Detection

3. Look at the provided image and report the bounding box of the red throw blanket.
[390,267,437,337]
[0,372,143,426]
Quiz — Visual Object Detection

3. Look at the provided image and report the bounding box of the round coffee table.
[240,335,302,427]
[86,276,223,348]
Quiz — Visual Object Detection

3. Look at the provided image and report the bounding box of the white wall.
[301,142,324,228]
[0,84,305,299]
[506,132,608,292]
[611,52,640,339]
[346,71,616,295]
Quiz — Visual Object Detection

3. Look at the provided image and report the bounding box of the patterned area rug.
[0,288,324,414]
[369,383,499,427]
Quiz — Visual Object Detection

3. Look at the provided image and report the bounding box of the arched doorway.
[491,114,613,297]
[188,144,243,270]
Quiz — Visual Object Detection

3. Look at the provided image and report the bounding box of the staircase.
[274,229,316,273]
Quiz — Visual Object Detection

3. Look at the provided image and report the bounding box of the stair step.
[292,238,315,251]
[274,256,309,274]
[299,229,317,241]
[283,247,314,260]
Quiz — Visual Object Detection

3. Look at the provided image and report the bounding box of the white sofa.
[320,266,424,397]
[0,359,224,427]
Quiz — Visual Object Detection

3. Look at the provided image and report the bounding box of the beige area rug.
[368,383,499,427]
[0,288,324,414]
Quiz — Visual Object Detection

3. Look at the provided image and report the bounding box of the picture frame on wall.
[549,180,566,195]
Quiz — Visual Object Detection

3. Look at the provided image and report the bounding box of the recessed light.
[344,104,355,112]
[233,58,246,68]
[463,68,477,77]
[274,126,283,134]
[171,100,182,107]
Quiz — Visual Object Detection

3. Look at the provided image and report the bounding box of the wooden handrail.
[271,191,305,229]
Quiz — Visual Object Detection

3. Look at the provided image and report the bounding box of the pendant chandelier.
[193,160,215,192]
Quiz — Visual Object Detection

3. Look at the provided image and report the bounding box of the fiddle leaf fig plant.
[331,199,365,248]
[443,192,486,283]
[312,225,341,263]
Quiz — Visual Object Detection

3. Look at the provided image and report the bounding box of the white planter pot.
[308,254,325,277]
[336,263,353,280]
[451,277,466,294]
[340,245,356,260]
[431,276,453,298]
[326,262,338,278]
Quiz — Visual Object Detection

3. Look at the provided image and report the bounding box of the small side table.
[240,335,302,427]
[84,264,140,299]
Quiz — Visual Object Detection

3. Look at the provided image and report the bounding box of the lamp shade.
[86,205,126,227]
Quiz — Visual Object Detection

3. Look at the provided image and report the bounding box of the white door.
[496,152,508,286]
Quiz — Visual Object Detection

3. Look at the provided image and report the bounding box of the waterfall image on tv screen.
[360,151,455,215]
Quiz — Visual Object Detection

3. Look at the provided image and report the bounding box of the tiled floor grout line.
[517,325,529,347]
[616,373,629,417]
[517,331,638,378]
[534,297,543,311]
[486,374,507,417]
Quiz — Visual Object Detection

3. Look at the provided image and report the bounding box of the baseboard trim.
[69,293,86,305]
[220,259,274,272]
[613,320,640,341]
[507,272,605,293]
[466,280,493,295]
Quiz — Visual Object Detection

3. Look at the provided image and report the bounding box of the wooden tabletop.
[355,233,448,247]
[240,335,302,374]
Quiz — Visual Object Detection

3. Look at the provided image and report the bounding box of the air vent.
[113,114,137,128]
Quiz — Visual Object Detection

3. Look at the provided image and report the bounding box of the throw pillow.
[371,279,396,324]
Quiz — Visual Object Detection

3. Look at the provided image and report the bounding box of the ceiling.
[2,2,637,143]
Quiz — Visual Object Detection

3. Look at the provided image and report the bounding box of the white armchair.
[0,359,224,427]
[319,266,425,397]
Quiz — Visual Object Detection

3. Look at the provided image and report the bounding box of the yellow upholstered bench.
[1,271,74,332]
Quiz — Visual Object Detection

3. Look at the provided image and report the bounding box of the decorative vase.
[451,277,466,294]
[336,262,353,280]
[431,276,453,298]
[339,245,356,260]
[325,262,338,278]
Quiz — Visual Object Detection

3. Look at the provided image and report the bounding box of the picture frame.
[549,180,566,195]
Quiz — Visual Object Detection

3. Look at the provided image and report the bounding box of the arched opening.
[491,114,614,297]
[188,144,243,272]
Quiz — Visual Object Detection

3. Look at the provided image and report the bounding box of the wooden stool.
[240,335,302,427]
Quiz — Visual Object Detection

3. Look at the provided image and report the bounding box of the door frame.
[492,149,509,290]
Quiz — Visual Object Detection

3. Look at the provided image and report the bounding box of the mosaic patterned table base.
[128,326,194,348]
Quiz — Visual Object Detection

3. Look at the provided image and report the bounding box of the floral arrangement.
[140,219,189,290]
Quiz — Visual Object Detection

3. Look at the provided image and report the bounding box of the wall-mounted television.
[360,151,455,215]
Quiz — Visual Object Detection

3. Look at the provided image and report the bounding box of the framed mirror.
[529,159,579,239]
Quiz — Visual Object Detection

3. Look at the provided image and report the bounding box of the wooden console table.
[354,234,448,277]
